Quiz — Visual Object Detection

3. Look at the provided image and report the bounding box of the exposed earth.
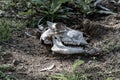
[0,0,120,80]
[0,14,120,80]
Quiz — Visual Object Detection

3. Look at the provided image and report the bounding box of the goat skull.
[40,21,88,45]
[40,21,99,54]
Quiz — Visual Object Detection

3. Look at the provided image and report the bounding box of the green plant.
[0,64,15,72]
[0,19,11,42]
[0,47,17,80]
[97,38,120,53]
[0,47,16,80]
[32,0,69,21]
[51,60,87,80]
[0,17,26,42]
[75,0,95,17]
[0,71,16,80]
[0,46,3,59]
[6,0,71,27]
[10,19,27,30]
[72,60,84,72]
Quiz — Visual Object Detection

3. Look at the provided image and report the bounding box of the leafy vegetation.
[106,77,114,80]
[0,64,16,80]
[51,60,87,80]
[0,47,17,80]
[31,0,70,21]
[74,0,95,17]
[0,64,15,72]
[97,38,120,53]
[0,46,3,58]
[3,0,97,26]
[0,18,26,42]
[0,71,16,80]
[0,19,11,42]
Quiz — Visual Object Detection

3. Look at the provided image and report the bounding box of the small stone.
[13,59,20,66]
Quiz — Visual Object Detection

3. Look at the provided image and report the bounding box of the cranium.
[40,21,100,54]
[40,21,88,46]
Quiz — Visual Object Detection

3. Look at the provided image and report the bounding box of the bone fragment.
[51,37,89,54]
[38,25,44,30]
[25,32,36,39]
[52,38,99,54]
[40,28,54,44]
[40,63,55,72]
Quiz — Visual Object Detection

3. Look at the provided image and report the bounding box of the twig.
[25,32,36,39]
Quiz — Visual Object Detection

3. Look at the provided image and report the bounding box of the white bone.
[51,37,87,54]
[40,63,55,72]
[40,28,54,44]
[40,21,100,54]
[47,21,56,30]
[38,25,44,30]
[64,29,88,45]
[51,37,99,54]
[47,22,88,46]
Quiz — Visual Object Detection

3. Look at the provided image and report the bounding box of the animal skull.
[40,21,88,45]
[40,21,100,54]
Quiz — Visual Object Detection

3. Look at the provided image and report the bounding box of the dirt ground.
[0,14,120,80]
[0,1,120,79]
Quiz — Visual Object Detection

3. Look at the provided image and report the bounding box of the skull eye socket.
[54,36,57,39]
